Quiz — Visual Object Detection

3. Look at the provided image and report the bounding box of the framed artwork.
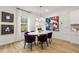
[46,17,51,30]
[1,25,14,35]
[1,12,14,22]
[71,24,79,31]
[21,16,28,32]
[46,16,59,31]
[52,16,59,31]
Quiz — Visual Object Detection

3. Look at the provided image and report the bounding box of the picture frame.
[1,12,14,22]
[46,16,59,31]
[1,25,14,35]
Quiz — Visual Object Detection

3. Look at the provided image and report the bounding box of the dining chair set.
[24,31,52,51]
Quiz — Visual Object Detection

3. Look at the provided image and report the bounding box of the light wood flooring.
[0,38,79,53]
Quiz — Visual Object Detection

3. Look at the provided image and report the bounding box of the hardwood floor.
[0,38,79,53]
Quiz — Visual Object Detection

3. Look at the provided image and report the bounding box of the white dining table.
[28,31,53,36]
[27,31,53,45]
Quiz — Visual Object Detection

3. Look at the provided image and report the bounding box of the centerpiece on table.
[37,28,42,33]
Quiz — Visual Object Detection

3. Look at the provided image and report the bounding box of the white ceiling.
[17,6,79,16]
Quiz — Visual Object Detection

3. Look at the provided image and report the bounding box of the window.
[21,16,28,32]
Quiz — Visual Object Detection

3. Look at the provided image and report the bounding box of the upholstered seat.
[24,33,35,51]
[47,32,52,44]
[38,34,48,49]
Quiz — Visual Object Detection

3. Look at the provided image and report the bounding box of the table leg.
[35,36,38,46]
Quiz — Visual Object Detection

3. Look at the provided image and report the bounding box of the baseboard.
[0,39,24,47]
[53,38,79,45]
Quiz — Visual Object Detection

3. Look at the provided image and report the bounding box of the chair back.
[24,32,29,35]
[48,32,52,38]
[24,35,35,43]
[30,31,35,32]
[38,34,47,42]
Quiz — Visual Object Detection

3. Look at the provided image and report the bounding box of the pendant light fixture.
[38,6,44,22]
[36,6,43,22]
[35,6,44,32]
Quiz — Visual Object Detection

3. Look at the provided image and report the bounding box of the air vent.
[16,8,32,13]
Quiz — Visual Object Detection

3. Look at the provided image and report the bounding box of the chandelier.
[35,6,44,32]
[36,6,44,22]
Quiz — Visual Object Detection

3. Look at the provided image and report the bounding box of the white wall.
[0,6,17,45]
[0,6,36,45]
[70,10,79,44]
[45,9,79,44]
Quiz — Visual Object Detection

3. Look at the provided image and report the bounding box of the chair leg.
[30,43,32,51]
[46,41,48,46]
[34,42,39,46]
[24,41,26,49]
[51,38,52,42]
[41,42,43,50]
[49,38,51,44]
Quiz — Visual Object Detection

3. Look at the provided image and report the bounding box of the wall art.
[1,25,14,35]
[46,16,59,31]
[2,12,14,22]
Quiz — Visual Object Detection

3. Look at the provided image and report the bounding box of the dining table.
[28,31,53,36]
[27,31,53,45]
